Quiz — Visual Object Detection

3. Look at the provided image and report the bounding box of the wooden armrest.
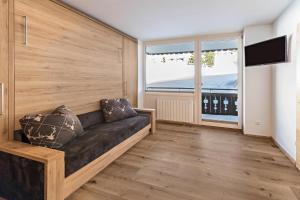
[0,141,64,163]
[134,108,155,113]
[135,108,156,134]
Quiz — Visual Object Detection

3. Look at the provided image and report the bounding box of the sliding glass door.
[200,38,242,125]
[144,34,242,128]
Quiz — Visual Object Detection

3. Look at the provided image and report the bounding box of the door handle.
[23,16,28,46]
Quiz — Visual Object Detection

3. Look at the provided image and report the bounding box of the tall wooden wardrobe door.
[14,0,124,129]
[123,37,138,107]
[0,0,9,143]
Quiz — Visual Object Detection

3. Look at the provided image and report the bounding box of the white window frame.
[143,32,243,129]
[144,39,197,93]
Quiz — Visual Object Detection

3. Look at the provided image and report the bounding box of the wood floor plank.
[67,123,300,200]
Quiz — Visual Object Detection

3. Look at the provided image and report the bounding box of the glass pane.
[201,39,239,123]
[145,42,195,92]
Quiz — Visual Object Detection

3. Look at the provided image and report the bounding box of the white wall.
[243,25,273,137]
[272,0,300,161]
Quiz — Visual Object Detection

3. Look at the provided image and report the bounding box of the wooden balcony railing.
[202,89,238,116]
[145,86,238,116]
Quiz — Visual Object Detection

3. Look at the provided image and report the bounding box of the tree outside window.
[188,52,215,67]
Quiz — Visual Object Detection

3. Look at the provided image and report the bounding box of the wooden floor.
[67,123,300,200]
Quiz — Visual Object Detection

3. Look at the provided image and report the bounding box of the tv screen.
[245,36,287,67]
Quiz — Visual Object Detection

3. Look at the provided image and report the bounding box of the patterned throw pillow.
[100,98,137,123]
[19,113,78,149]
[52,105,83,136]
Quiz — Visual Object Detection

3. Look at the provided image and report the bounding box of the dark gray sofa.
[14,109,151,177]
[0,109,153,200]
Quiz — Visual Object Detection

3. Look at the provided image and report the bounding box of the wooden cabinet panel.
[0,0,9,142]
[123,37,138,107]
[297,24,300,169]
[14,0,124,129]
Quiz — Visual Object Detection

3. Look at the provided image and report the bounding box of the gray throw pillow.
[19,113,78,149]
[52,105,83,136]
[100,98,137,123]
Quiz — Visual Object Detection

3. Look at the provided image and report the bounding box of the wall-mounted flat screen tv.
[245,36,287,67]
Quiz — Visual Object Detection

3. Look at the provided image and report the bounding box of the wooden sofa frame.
[0,108,156,200]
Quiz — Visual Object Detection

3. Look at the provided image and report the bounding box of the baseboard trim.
[157,120,243,133]
[156,120,241,130]
[243,132,271,139]
[272,138,296,165]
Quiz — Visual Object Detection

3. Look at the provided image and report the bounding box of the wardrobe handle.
[23,16,28,46]
[0,83,4,115]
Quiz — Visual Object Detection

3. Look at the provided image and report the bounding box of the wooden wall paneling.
[8,0,15,140]
[50,0,137,43]
[14,0,125,129]
[0,0,9,143]
[123,37,138,107]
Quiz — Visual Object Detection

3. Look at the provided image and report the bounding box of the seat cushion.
[77,110,105,130]
[59,113,151,177]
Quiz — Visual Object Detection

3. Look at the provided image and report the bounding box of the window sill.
[145,90,194,94]
[144,91,195,97]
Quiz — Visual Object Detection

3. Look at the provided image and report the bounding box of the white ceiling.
[62,0,294,41]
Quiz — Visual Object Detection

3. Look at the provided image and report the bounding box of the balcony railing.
[145,86,238,116]
[202,88,238,116]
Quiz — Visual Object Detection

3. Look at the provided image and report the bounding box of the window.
[145,42,195,92]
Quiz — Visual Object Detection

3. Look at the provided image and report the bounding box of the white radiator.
[157,98,194,123]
